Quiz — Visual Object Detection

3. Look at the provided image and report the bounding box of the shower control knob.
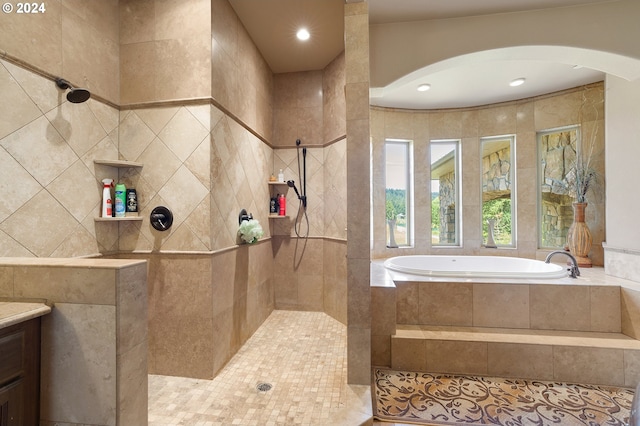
[150,206,173,231]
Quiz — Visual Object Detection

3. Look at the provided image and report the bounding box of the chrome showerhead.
[55,78,91,103]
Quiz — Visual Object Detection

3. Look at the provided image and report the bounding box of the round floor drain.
[256,382,272,392]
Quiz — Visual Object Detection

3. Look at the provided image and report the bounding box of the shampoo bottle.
[279,193,286,216]
[114,183,126,218]
[101,179,113,218]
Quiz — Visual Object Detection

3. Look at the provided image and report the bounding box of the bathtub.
[383,255,568,279]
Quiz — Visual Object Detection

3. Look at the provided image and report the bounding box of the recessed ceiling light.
[296,28,310,41]
[510,78,526,87]
[417,84,431,92]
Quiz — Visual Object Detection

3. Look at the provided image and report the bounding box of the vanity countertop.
[0,301,51,330]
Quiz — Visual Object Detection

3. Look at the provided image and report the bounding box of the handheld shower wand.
[287,180,306,208]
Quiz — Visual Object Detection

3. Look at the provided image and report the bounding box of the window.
[481,135,516,247]
[430,140,461,246]
[385,140,413,247]
[538,126,579,249]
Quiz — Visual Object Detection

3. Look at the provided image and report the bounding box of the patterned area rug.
[373,369,634,425]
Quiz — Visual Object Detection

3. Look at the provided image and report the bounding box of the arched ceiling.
[230,0,629,109]
[371,46,640,109]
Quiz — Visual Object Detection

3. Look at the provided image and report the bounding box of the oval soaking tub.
[383,255,568,279]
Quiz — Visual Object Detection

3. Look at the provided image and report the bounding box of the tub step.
[391,325,640,388]
[395,325,640,349]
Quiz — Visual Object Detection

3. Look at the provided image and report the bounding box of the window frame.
[537,125,580,250]
[430,139,462,247]
[479,134,517,248]
[384,139,414,248]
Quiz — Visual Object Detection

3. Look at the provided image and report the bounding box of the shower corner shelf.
[94,159,143,168]
[94,216,143,222]
[94,160,143,222]
[268,214,288,219]
[268,181,288,186]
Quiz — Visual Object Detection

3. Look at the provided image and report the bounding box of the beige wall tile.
[120,0,211,104]
[120,42,157,104]
[372,334,391,367]
[155,36,211,100]
[40,303,117,425]
[323,52,346,143]
[145,255,214,378]
[534,91,581,131]
[427,340,488,375]
[430,111,462,139]
[120,0,155,44]
[117,339,148,426]
[0,148,42,224]
[48,160,101,221]
[0,2,63,78]
[14,265,116,304]
[0,267,13,296]
[622,287,640,339]
[473,283,530,328]
[346,82,370,122]
[20,217,84,264]
[323,240,347,324]
[488,343,553,380]
[347,258,371,329]
[211,309,233,375]
[298,274,324,311]
[61,10,119,103]
[0,63,43,140]
[371,286,396,336]
[478,104,517,136]
[273,71,326,147]
[347,325,371,384]
[419,282,473,326]
[2,115,78,186]
[554,346,624,386]
[530,285,590,331]
[155,0,209,41]
[391,337,427,371]
[396,282,418,324]
[624,349,640,388]
[344,5,369,85]
[591,286,621,332]
[116,263,148,354]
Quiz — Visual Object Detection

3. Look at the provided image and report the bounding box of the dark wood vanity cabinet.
[0,318,41,426]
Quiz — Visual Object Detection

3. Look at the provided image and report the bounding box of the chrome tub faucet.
[545,250,580,278]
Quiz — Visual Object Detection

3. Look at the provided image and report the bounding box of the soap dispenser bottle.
[114,183,127,218]
[101,179,113,218]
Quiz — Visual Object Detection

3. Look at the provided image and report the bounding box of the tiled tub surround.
[371,261,640,388]
[0,257,148,426]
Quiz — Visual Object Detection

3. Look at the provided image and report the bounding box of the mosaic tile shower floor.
[373,369,634,426]
[148,310,371,426]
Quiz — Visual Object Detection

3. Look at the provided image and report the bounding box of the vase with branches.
[565,85,603,267]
